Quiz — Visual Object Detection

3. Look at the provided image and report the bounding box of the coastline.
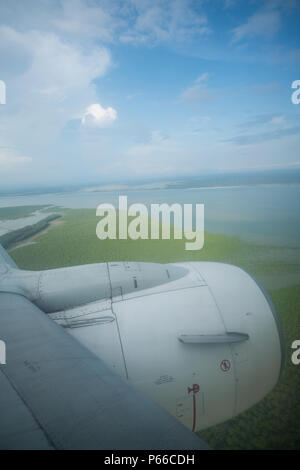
[0,214,62,251]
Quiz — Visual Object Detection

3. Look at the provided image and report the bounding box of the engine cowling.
[47,261,283,432]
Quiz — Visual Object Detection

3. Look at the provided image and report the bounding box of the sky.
[0,0,299,189]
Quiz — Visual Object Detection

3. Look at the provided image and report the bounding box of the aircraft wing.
[0,244,17,268]
[0,292,209,450]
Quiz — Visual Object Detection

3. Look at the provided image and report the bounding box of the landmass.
[1,205,299,450]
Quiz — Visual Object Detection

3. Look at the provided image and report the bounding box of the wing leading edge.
[0,292,208,450]
[0,244,17,269]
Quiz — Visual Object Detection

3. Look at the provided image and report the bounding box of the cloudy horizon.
[0,0,299,190]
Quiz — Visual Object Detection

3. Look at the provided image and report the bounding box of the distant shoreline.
[186,183,300,191]
[1,167,300,197]
[82,182,300,193]
[0,214,62,250]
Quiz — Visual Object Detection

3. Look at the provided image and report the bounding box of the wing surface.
[0,292,208,450]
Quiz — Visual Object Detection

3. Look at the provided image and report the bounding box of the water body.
[0,185,299,247]
[0,209,54,236]
[1,185,299,290]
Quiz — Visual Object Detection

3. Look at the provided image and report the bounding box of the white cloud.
[82,103,118,128]
[223,0,236,9]
[238,113,286,129]
[0,0,297,187]
[123,130,191,176]
[270,115,285,125]
[180,73,214,103]
[13,29,110,98]
[231,10,281,43]
[0,147,32,169]
[119,0,211,44]
[9,0,211,46]
[54,0,121,42]
[195,73,210,83]
[0,25,112,167]
[150,130,169,143]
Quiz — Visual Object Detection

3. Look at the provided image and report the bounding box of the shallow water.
[0,209,54,236]
[0,185,299,247]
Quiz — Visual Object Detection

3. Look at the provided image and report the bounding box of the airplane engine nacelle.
[48,261,284,432]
